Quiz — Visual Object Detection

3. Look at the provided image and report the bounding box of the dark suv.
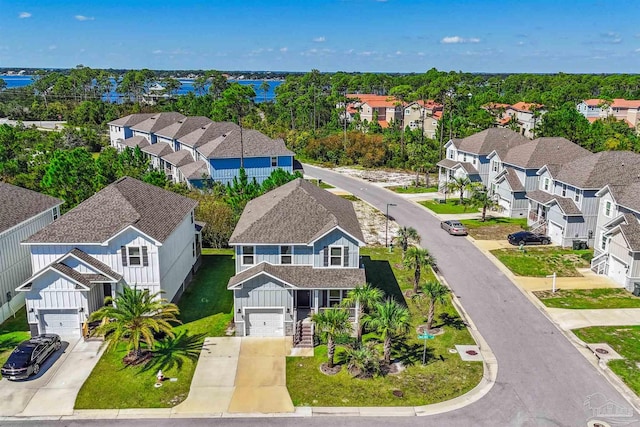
[1,334,61,380]
[508,231,551,246]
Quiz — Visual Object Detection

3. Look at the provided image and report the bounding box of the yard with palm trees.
[285,246,482,407]
[75,249,235,409]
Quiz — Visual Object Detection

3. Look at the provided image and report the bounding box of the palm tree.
[344,341,380,378]
[471,184,498,222]
[394,226,421,257]
[312,308,352,369]
[341,283,384,343]
[446,176,473,203]
[403,246,436,294]
[417,280,451,331]
[89,285,181,362]
[363,299,411,365]
[259,80,270,103]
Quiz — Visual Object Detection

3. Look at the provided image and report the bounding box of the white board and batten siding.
[157,213,197,302]
[233,275,293,337]
[24,270,87,326]
[0,208,56,324]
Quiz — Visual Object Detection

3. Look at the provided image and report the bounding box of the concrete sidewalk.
[546,308,640,330]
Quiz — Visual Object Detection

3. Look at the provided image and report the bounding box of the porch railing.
[319,306,357,319]
[590,252,608,275]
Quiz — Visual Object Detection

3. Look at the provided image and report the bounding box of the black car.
[1,334,61,380]
[508,231,551,246]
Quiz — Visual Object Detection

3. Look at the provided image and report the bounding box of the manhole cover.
[449,349,457,354]
[466,350,478,356]
[595,348,609,355]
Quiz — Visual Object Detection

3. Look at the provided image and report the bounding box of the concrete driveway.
[0,338,104,417]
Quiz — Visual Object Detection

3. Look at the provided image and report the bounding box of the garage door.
[548,221,563,245]
[245,308,284,337]
[39,309,80,336]
[608,255,628,287]
[498,197,511,213]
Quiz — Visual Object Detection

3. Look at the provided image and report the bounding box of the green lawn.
[286,247,482,407]
[459,217,527,240]
[388,185,438,194]
[0,307,31,378]
[490,247,592,277]
[573,326,640,396]
[75,250,235,409]
[306,179,335,189]
[420,199,479,214]
[534,288,640,309]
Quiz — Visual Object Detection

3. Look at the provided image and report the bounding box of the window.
[128,247,142,266]
[448,149,454,159]
[542,178,550,191]
[574,189,581,203]
[330,246,343,266]
[601,235,607,250]
[52,206,59,221]
[405,108,411,115]
[191,211,194,224]
[561,184,567,197]
[328,290,342,307]
[280,246,292,264]
[241,246,254,265]
[472,157,476,165]
[492,161,498,172]
[605,201,612,217]
[271,157,278,167]
[192,241,196,257]
[120,246,149,267]
[463,153,467,162]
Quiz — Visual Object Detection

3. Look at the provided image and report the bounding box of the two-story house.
[108,113,295,188]
[108,113,154,147]
[18,177,201,337]
[227,178,366,339]
[437,128,529,193]
[0,183,62,324]
[577,98,640,132]
[591,182,640,291]
[502,102,546,139]
[403,100,443,139]
[488,137,591,218]
[345,94,402,129]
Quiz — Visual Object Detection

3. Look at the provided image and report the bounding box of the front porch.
[292,289,356,323]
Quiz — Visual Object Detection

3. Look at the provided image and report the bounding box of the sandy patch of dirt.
[334,167,433,188]
[351,198,399,246]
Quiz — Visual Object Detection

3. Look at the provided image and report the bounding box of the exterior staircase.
[530,219,547,235]
[294,319,314,348]
[590,252,608,275]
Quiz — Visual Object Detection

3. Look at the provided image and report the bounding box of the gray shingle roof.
[606,183,640,214]
[69,248,122,280]
[154,116,213,140]
[121,135,150,149]
[227,263,366,289]
[0,183,63,234]
[24,177,197,244]
[108,113,155,127]
[50,263,109,288]
[161,150,194,167]
[554,151,640,189]
[526,190,581,215]
[141,142,174,157]
[619,213,640,252]
[178,160,209,180]
[503,167,525,192]
[179,121,240,149]
[130,112,186,133]
[230,178,364,245]
[503,137,591,169]
[455,128,529,156]
[436,159,479,175]
[197,129,294,159]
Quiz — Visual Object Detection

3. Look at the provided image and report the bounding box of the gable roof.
[67,248,122,280]
[197,129,294,159]
[618,214,640,252]
[178,121,240,149]
[495,167,525,192]
[526,190,581,215]
[454,128,529,157]
[154,116,213,140]
[161,149,194,167]
[227,262,366,289]
[179,160,209,180]
[601,183,640,214]
[130,112,186,133]
[141,142,174,157]
[503,137,591,169]
[346,94,399,108]
[108,113,155,127]
[121,135,150,149]
[509,102,544,112]
[436,159,480,176]
[24,177,197,244]
[554,151,640,189]
[229,178,364,245]
[0,183,63,234]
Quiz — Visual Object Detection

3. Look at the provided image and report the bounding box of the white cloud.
[417,52,425,56]
[441,36,480,44]
[280,47,288,53]
[48,45,57,51]
[635,48,640,53]
[75,15,95,21]
[19,12,31,19]
[395,50,402,55]
[313,36,326,43]
[152,49,163,54]
[600,32,622,44]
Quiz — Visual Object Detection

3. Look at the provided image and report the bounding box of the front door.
[296,290,311,308]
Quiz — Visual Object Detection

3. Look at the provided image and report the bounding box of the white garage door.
[245,308,284,337]
[39,309,80,336]
[608,255,628,287]
[548,221,563,245]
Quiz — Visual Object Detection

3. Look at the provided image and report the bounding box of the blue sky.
[1,0,639,73]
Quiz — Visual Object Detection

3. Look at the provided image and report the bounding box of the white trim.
[240,245,255,266]
[103,225,163,247]
[243,307,285,337]
[309,225,366,247]
[17,267,91,292]
[279,245,293,265]
[0,202,63,239]
[328,245,345,268]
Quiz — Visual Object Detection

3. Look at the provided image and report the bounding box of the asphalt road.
[302,164,640,427]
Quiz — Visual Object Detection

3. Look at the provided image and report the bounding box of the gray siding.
[312,229,360,268]
[233,276,294,337]
[235,245,314,272]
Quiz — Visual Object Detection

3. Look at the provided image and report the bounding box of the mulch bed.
[320,362,342,375]
[122,351,153,366]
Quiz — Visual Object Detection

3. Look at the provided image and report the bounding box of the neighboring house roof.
[108,113,155,127]
[436,159,480,176]
[554,151,640,189]
[141,142,174,157]
[24,177,197,244]
[601,183,640,214]
[618,214,640,252]
[509,102,544,112]
[526,190,581,215]
[197,129,294,159]
[455,128,529,157]
[162,150,194,167]
[499,167,525,192]
[346,94,399,108]
[179,160,209,180]
[0,182,63,234]
[229,178,365,245]
[227,262,366,289]
[378,120,389,129]
[179,121,240,149]
[120,135,150,149]
[584,98,640,109]
[130,112,186,133]
[154,116,213,140]
[503,137,591,169]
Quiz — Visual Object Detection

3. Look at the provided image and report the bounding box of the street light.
[385,203,397,248]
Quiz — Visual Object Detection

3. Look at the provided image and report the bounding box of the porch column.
[313,290,319,314]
